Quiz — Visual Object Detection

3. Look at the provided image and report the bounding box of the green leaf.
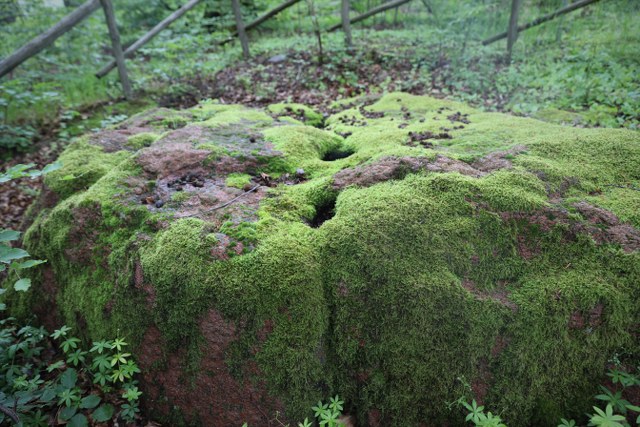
[68,413,88,427]
[80,394,101,409]
[0,230,20,242]
[62,337,81,352]
[110,338,127,351]
[14,278,31,292]
[40,387,56,403]
[92,404,115,422]
[59,405,77,421]
[60,368,78,389]
[14,259,46,269]
[41,162,62,174]
[90,340,112,354]
[0,246,29,263]
[52,325,71,339]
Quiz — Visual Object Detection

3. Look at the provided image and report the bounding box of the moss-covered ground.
[4,92,639,426]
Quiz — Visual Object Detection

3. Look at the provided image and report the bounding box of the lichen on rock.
[4,94,640,426]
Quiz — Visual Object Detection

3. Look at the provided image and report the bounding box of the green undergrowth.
[4,93,639,425]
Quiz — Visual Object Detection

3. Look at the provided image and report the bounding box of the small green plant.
[455,367,639,427]
[588,367,640,427]
[458,399,507,427]
[558,418,576,427]
[311,395,345,427]
[588,404,628,427]
[0,321,142,425]
[242,395,347,427]
[0,162,61,302]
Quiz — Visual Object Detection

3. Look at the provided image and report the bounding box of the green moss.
[320,172,638,425]
[261,176,335,224]
[477,169,548,211]
[121,108,192,131]
[366,92,474,115]
[328,93,380,110]
[225,173,252,189]
[161,116,188,129]
[201,108,273,128]
[532,108,585,125]
[188,102,245,122]
[10,93,640,425]
[263,126,346,176]
[138,218,329,416]
[268,103,324,127]
[10,157,154,343]
[44,139,130,199]
[584,187,640,227]
[276,116,305,125]
[517,128,640,193]
[126,132,159,150]
[170,191,193,204]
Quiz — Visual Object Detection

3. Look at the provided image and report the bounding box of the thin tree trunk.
[96,0,202,78]
[366,0,370,24]
[0,0,99,78]
[306,0,323,65]
[99,0,132,99]
[482,0,601,45]
[506,0,521,61]
[231,0,249,58]
[556,0,569,42]
[419,0,432,14]
[218,0,303,45]
[460,18,470,57]
[341,0,352,48]
[328,0,412,31]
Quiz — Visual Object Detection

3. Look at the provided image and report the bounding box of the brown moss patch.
[332,155,483,190]
[88,127,154,152]
[471,145,527,172]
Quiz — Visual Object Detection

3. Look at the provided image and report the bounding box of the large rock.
[7,94,640,426]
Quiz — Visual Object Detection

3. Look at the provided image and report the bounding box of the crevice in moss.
[322,147,355,161]
[309,195,337,228]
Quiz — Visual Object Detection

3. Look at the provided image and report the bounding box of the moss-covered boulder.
[6,94,640,426]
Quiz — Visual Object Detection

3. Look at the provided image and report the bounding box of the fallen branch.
[0,0,100,78]
[328,0,413,32]
[482,0,602,45]
[184,185,261,218]
[217,0,303,46]
[96,0,202,78]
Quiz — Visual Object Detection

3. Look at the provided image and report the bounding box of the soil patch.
[332,155,484,190]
